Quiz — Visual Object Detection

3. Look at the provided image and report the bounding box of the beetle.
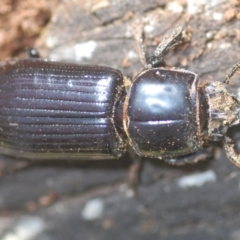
[0,26,240,187]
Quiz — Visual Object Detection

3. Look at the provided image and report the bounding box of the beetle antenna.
[149,26,187,68]
[223,62,240,84]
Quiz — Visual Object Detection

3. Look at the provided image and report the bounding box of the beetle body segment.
[124,68,203,158]
[0,59,125,160]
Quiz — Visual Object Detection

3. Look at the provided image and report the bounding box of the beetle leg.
[132,18,148,68]
[224,136,240,167]
[221,63,240,166]
[164,147,213,166]
[224,62,240,84]
[127,145,145,194]
[149,26,187,68]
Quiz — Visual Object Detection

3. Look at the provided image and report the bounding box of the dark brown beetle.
[0,26,240,183]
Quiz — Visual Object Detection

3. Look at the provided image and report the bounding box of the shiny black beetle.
[0,26,240,171]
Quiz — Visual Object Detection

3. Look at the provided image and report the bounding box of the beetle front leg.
[224,62,240,84]
[149,26,187,67]
[132,18,148,69]
[224,137,240,168]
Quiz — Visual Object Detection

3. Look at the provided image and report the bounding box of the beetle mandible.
[0,26,240,186]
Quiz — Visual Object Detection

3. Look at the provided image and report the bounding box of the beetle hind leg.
[224,137,240,168]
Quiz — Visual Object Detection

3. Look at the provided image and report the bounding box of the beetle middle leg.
[127,145,145,194]
[164,147,214,166]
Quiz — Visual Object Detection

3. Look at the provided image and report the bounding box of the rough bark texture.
[1,0,240,239]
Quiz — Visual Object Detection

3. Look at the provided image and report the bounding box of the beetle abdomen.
[125,68,201,158]
[0,59,125,160]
